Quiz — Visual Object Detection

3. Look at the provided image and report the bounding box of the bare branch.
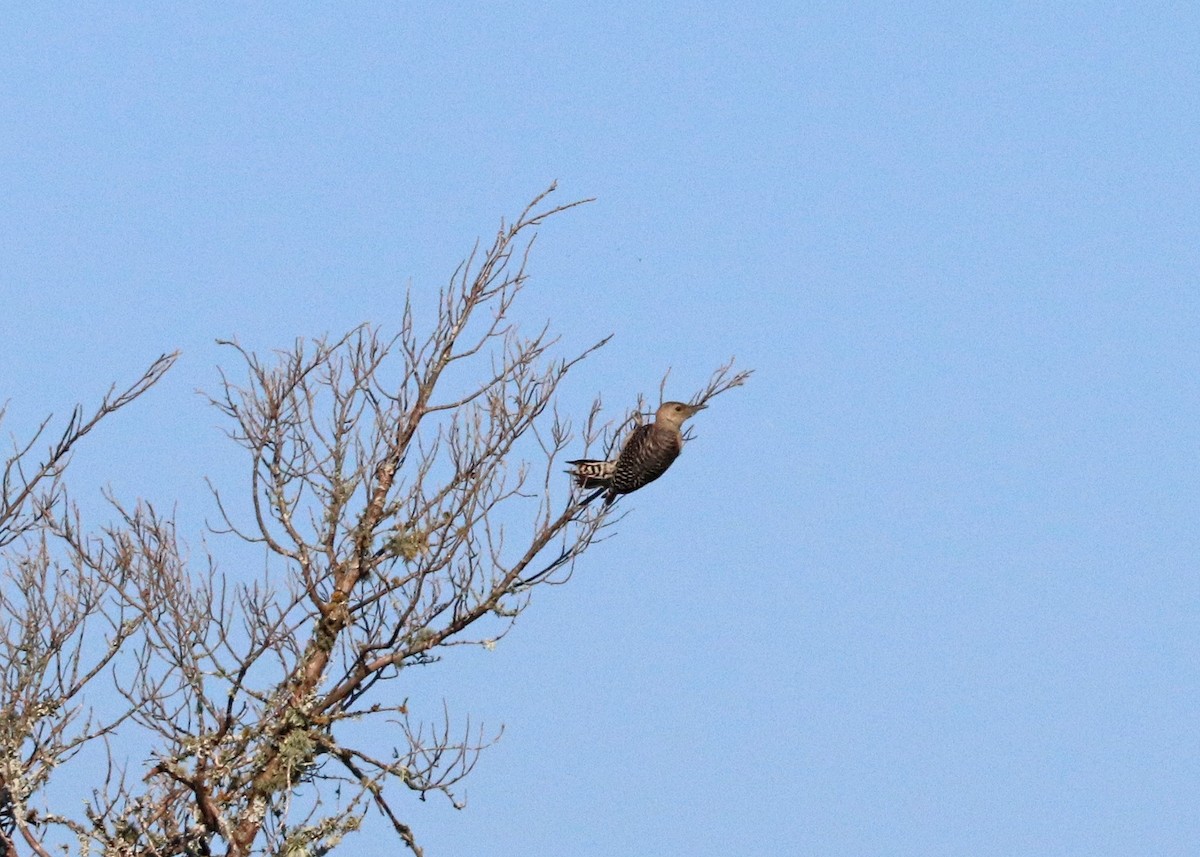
[688,358,754,410]
[0,351,178,547]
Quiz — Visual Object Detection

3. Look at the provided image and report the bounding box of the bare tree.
[0,187,750,857]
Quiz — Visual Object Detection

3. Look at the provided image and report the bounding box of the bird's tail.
[566,459,614,489]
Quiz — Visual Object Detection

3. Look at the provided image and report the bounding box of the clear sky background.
[3,4,1199,855]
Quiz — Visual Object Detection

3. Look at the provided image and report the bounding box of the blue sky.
[3,3,1199,855]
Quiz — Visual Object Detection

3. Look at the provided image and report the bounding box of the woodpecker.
[568,401,705,506]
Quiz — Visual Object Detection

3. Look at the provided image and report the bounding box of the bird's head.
[655,401,705,430]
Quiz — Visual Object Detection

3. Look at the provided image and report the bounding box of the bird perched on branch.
[568,401,705,506]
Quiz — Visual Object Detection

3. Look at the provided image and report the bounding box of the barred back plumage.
[567,401,704,505]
